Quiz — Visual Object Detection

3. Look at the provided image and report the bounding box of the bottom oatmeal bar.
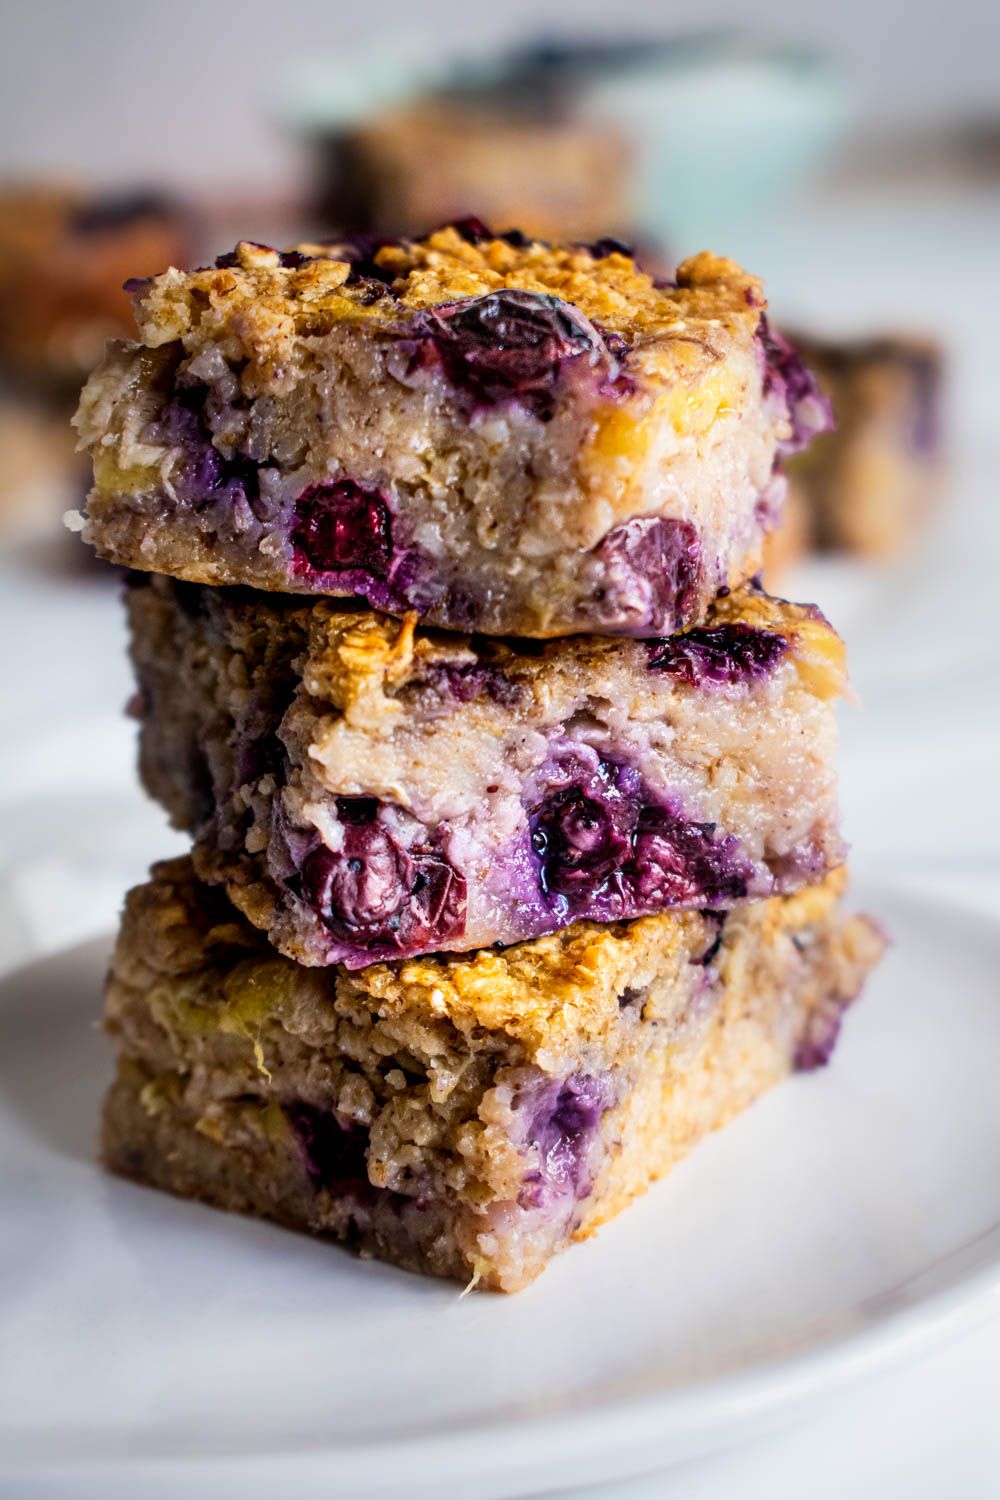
[102,858,883,1292]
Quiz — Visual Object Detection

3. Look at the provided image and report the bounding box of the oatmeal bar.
[74,224,829,637]
[127,573,846,969]
[786,332,943,559]
[319,105,631,244]
[0,185,191,390]
[102,857,883,1292]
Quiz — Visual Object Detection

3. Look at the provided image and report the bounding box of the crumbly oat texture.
[102,858,884,1291]
[127,573,847,969]
[74,224,827,636]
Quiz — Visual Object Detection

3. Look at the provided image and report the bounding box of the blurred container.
[496,35,848,249]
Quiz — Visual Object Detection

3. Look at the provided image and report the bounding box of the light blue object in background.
[277,30,848,253]
[579,37,849,250]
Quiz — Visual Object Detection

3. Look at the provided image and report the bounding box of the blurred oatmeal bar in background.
[785,331,944,560]
[318,104,632,243]
[0,184,193,393]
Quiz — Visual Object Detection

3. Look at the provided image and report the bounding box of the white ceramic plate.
[2,878,999,1500]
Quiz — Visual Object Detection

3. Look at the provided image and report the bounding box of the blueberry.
[581,236,634,259]
[648,622,788,686]
[451,216,494,244]
[145,386,260,510]
[285,1102,372,1198]
[214,241,274,268]
[596,517,700,632]
[448,220,532,249]
[631,807,748,906]
[299,798,466,953]
[212,244,316,271]
[532,769,636,897]
[292,481,393,578]
[410,288,617,420]
[301,805,412,936]
[407,849,466,948]
[338,234,398,288]
[530,754,749,913]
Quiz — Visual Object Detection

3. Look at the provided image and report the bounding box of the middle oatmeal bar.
[73,223,829,637]
[127,574,847,970]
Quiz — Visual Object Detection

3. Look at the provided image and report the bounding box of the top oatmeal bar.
[73,222,829,637]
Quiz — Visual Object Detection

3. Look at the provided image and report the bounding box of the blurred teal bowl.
[583,45,848,249]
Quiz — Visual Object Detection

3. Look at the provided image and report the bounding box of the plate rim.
[2,874,1000,1485]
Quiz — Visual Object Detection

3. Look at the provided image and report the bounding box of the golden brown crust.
[127,227,766,391]
[295,583,848,734]
[118,856,848,1062]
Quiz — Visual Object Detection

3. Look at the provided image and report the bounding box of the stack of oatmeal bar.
[73,222,883,1291]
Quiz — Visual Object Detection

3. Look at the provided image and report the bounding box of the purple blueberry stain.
[759,315,833,457]
[401,287,627,421]
[648,622,788,687]
[794,992,852,1071]
[697,914,726,968]
[516,1073,613,1209]
[145,387,261,514]
[899,347,942,458]
[415,660,521,708]
[595,517,701,633]
[285,1101,373,1200]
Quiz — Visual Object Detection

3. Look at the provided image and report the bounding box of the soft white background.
[1,0,999,189]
